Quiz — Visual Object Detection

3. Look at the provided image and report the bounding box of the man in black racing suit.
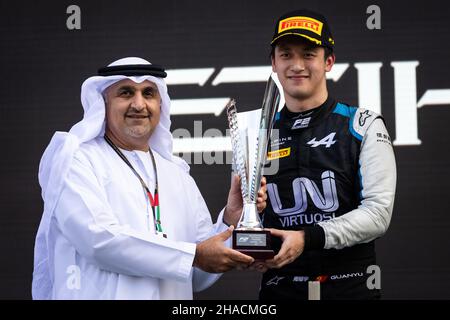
[257,9,397,300]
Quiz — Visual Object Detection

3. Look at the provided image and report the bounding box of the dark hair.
[270,44,334,61]
[324,46,333,60]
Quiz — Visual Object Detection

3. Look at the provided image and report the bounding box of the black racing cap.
[271,9,335,50]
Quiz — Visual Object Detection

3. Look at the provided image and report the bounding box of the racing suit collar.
[280,96,336,130]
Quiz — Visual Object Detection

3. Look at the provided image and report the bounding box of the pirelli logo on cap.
[278,16,323,36]
[267,147,291,161]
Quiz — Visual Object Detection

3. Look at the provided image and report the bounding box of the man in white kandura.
[32,57,267,299]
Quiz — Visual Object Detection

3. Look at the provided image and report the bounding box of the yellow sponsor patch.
[267,147,291,160]
[278,16,323,36]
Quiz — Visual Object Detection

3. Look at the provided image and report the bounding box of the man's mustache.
[125,111,151,117]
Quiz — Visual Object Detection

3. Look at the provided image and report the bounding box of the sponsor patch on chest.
[267,147,291,160]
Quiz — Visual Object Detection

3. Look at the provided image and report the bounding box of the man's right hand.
[193,226,254,273]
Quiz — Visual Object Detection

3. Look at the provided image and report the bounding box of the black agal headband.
[97,64,167,78]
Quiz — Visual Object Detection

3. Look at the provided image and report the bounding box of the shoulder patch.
[352,108,382,139]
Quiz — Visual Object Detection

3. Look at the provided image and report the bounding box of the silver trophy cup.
[226,74,281,260]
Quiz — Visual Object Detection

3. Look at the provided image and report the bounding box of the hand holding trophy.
[226,74,280,260]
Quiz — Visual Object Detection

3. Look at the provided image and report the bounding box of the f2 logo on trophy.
[226,74,281,260]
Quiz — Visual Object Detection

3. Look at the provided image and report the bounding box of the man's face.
[272,37,335,104]
[104,79,161,147]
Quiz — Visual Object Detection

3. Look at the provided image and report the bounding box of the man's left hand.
[264,229,305,269]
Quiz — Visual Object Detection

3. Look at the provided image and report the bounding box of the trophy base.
[232,229,275,260]
[236,249,275,260]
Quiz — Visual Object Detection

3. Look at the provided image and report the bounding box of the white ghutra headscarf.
[33,57,187,299]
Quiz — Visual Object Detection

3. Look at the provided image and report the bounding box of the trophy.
[226,74,281,260]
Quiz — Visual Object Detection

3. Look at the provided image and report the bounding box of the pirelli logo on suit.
[267,147,291,161]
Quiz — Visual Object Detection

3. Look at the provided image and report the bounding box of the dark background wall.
[1,0,450,299]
